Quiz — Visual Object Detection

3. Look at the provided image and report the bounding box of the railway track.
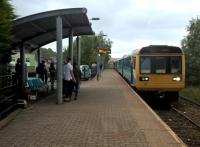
[118,69,200,146]
[179,95,200,107]
[172,96,200,129]
[171,106,200,129]
[155,95,200,147]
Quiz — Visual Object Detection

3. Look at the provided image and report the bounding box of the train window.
[140,56,151,74]
[155,57,166,74]
[171,56,181,74]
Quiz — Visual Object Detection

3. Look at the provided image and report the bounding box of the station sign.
[97,49,111,54]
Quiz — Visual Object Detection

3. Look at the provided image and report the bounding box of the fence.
[0,64,17,119]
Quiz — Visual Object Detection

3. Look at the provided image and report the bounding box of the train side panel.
[123,57,134,85]
[116,59,123,75]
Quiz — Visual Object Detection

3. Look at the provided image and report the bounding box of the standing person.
[15,58,22,86]
[49,61,56,91]
[100,63,103,76]
[63,58,76,101]
[15,58,22,99]
[73,62,81,100]
[36,60,47,83]
[44,65,48,84]
[100,63,103,71]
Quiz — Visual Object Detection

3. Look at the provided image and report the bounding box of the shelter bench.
[26,78,49,100]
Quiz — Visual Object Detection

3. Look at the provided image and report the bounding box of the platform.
[0,69,186,147]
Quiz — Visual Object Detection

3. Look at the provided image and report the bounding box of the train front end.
[135,45,185,99]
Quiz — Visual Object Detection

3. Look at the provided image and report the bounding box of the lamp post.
[96,51,100,80]
[89,18,109,81]
[89,17,100,80]
[96,47,111,80]
[98,34,107,78]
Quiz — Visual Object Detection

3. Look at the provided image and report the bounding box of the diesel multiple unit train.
[114,45,185,100]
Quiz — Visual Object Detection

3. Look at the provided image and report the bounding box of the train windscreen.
[140,56,182,74]
[170,56,182,74]
[140,57,151,74]
[155,57,166,74]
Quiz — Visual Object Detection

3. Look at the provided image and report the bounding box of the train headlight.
[173,76,181,81]
[140,76,149,81]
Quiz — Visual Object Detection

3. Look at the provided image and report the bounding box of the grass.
[180,86,200,103]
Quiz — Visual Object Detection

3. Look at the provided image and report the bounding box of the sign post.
[96,48,111,81]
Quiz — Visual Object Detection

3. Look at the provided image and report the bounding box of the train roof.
[117,45,183,61]
[123,49,139,57]
[139,45,183,54]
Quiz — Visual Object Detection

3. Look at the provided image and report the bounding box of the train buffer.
[0,69,186,147]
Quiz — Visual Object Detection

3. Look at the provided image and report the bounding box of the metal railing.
[0,73,17,119]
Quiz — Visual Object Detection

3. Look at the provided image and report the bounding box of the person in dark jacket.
[15,58,22,85]
[49,62,56,90]
[73,62,81,100]
[36,60,47,83]
[15,58,23,99]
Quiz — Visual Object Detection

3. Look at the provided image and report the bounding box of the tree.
[0,0,16,63]
[181,17,200,85]
[63,47,68,62]
[63,32,112,67]
[80,32,112,66]
[40,48,56,60]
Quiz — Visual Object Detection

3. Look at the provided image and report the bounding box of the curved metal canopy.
[12,8,94,50]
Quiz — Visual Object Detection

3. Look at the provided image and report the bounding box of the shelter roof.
[12,8,94,50]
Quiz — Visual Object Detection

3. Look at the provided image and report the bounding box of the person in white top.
[63,58,76,101]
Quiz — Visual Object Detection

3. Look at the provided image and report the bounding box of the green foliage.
[39,48,56,60]
[62,32,112,66]
[181,17,200,85]
[80,32,112,66]
[80,35,97,66]
[180,86,200,103]
[0,0,16,63]
[63,48,68,61]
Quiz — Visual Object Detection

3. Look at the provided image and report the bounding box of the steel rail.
[179,95,200,107]
[171,106,200,129]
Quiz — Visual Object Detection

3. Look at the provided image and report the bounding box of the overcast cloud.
[11,0,200,58]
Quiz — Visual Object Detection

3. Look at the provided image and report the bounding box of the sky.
[11,0,200,58]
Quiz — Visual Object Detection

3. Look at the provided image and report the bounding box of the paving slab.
[0,69,186,147]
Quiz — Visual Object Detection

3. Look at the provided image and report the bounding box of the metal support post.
[37,48,41,66]
[20,44,25,96]
[99,54,102,77]
[96,53,99,81]
[76,36,81,69]
[56,16,63,104]
[69,29,73,64]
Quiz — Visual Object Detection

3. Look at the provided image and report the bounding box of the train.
[114,45,185,100]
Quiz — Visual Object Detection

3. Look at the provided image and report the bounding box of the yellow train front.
[115,45,185,100]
